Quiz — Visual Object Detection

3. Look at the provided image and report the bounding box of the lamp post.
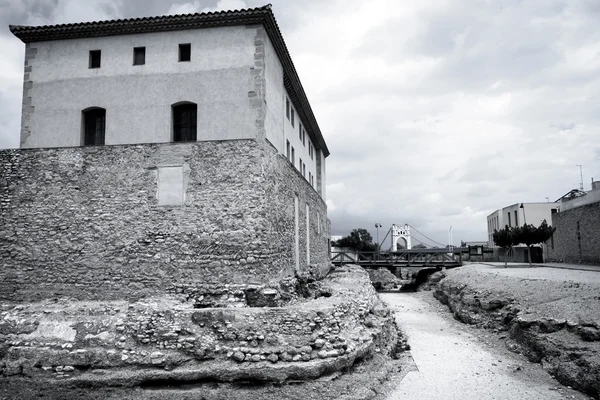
[519,203,527,225]
[576,165,583,190]
[375,223,382,256]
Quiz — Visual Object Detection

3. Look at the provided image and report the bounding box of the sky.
[1,0,600,248]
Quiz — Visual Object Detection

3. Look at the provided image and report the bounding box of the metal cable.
[407,224,447,247]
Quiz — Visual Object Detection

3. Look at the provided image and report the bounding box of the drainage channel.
[379,292,588,400]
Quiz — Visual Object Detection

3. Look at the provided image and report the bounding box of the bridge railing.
[331,249,464,265]
[331,251,386,263]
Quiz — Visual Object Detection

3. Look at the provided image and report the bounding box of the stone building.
[548,183,600,264]
[1,5,331,301]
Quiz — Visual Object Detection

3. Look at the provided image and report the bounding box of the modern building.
[486,202,559,245]
[548,182,600,264]
[0,6,331,301]
[486,202,560,263]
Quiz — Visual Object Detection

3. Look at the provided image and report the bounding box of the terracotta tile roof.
[9,4,329,157]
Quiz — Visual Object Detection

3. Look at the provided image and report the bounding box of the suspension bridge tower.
[391,224,412,251]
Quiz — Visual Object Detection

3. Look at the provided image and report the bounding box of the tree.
[331,228,377,252]
[514,220,556,267]
[493,225,521,268]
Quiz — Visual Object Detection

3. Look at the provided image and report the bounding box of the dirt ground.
[380,291,590,399]
[4,263,597,399]
[432,263,600,399]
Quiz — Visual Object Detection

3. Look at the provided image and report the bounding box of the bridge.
[331,223,467,277]
[331,248,464,279]
[331,248,464,268]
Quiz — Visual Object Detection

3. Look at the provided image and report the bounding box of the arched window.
[172,103,197,142]
[82,107,106,145]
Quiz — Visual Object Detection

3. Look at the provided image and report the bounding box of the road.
[380,292,588,400]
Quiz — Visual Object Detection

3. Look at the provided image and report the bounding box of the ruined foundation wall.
[0,140,327,301]
[548,202,600,264]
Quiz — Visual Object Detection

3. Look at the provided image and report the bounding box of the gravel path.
[380,292,589,400]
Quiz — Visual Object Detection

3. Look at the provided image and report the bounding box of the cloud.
[1,0,600,246]
[166,0,247,15]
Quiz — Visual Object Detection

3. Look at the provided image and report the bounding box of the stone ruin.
[1,265,402,393]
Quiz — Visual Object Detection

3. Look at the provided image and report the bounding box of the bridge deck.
[331,249,463,268]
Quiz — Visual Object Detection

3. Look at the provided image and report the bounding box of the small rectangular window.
[286,98,290,119]
[291,109,295,127]
[292,147,295,167]
[303,163,306,177]
[133,47,145,65]
[89,50,101,69]
[286,140,291,161]
[515,210,518,226]
[299,123,302,140]
[179,43,191,62]
[302,129,306,146]
[299,158,303,173]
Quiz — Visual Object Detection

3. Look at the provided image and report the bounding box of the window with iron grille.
[83,108,106,145]
[173,103,197,142]
[133,47,145,65]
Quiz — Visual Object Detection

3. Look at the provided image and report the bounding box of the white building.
[486,202,559,246]
[10,5,327,199]
[3,6,332,298]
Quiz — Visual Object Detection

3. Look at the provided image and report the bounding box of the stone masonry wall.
[548,201,600,264]
[262,143,331,279]
[0,140,327,301]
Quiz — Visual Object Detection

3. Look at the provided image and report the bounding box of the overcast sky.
[1,0,599,247]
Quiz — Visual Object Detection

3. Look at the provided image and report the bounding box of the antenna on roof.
[576,164,583,191]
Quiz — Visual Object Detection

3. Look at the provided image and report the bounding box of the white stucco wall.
[519,203,559,226]
[560,190,600,211]
[24,26,258,148]
[486,210,504,246]
[263,33,285,152]
[262,34,323,199]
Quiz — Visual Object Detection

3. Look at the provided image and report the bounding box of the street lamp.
[519,203,527,225]
[374,223,382,254]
